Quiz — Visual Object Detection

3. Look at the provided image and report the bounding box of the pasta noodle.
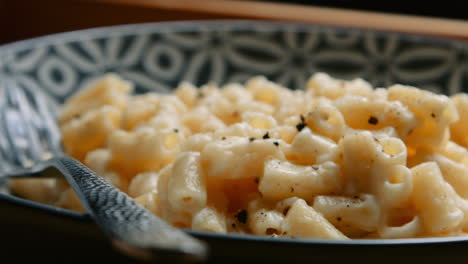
[10,72,468,240]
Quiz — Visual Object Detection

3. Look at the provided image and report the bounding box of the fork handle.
[51,156,207,263]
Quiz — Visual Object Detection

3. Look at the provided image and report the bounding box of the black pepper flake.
[262,132,270,139]
[232,223,237,229]
[353,195,359,199]
[431,112,436,118]
[173,128,179,133]
[290,187,295,193]
[221,136,226,140]
[336,217,342,222]
[300,114,305,122]
[368,116,379,125]
[273,141,279,147]
[266,228,278,235]
[249,137,256,142]
[197,91,205,98]
[346,204,350,208]
[235,210,248,224]
[295,122,306,132]
[71,114,82,120]
[254,177,259,184]
[311,165,319,170]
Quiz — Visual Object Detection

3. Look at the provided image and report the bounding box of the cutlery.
[0,82,208,263]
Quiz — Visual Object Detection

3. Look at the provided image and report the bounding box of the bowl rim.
[1,19,468,54]
[1,19,468,245]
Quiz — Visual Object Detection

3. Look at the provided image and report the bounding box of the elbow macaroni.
[11,72,468,240]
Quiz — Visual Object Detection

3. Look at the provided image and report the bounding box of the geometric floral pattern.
[1,20,467,108]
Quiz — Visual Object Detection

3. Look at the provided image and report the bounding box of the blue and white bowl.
[1,20,468,263]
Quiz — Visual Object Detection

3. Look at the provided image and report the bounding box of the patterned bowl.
[1,20,468,263]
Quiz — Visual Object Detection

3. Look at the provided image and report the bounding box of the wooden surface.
[1,0,468,45]
[92,0,468,39]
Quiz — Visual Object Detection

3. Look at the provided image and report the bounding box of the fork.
[0,81,208,263]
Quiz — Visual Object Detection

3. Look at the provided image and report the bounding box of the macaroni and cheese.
[10,73,468,239]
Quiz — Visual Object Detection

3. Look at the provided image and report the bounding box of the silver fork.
[0,81,207,263]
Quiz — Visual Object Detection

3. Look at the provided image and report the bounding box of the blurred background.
[0,0,467,44]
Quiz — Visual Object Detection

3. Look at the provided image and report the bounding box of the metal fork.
[0,81,207,263]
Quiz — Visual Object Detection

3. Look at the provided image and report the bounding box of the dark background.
[268,1,467,20]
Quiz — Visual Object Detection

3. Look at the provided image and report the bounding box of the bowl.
[1,20,468,263]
